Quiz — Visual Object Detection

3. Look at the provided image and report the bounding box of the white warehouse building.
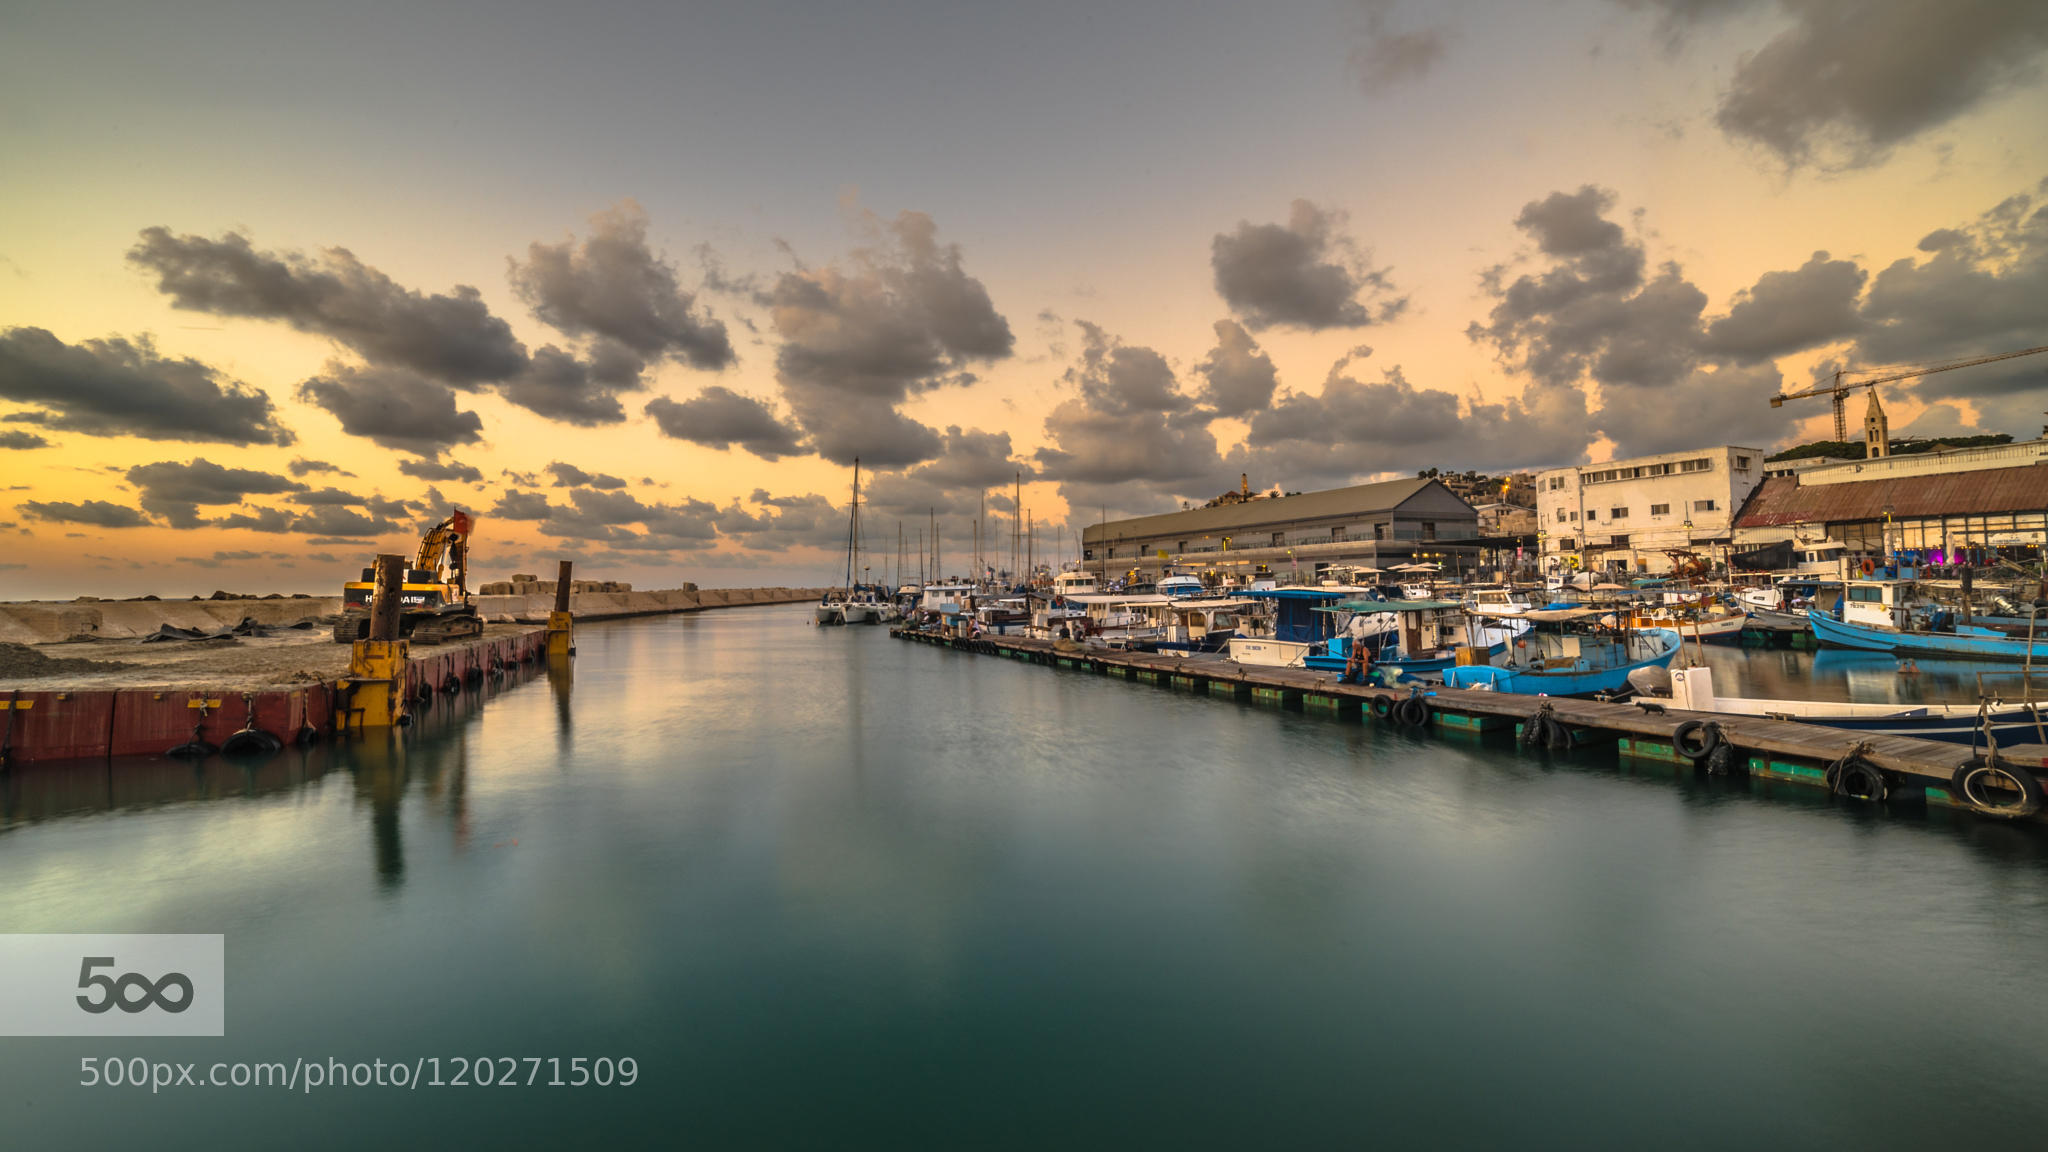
[1536,445,1767,576]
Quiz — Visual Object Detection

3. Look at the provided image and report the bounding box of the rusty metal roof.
[1735,462,2048,527]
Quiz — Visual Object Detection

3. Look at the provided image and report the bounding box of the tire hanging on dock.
[1672,720,1726,762]
[1950,758,2043,818]
[1823,742,1887,802]
[1369,695,1394,721]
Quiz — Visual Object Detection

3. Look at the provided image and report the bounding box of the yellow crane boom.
[1769,343,2048,442]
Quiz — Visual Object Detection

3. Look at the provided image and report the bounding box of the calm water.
[4,605,2048,1148]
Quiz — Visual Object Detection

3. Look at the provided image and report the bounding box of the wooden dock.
[891,627,2046,822]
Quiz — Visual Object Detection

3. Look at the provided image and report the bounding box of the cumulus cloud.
[1033,322,1227,520]
[1469,184,1794,454]
[766,210,1014,466]
[398,457,485,483]
[1700,251,1866,361]
[712,490,846,552]
[0,429,49,449]
[864,426,1033,524]
[1193,320,1279,419]
[0,327,293,446]
[1847,183,2048,436]
[510,200,734,369]
[296,365,485,456]
[18,499,151,528]
[215,506,295,533]
[1211,201,1405,331]
[490,490,553,521]
[643,388,806,460]
[291,505,404,538]
[535,487,719,552]
[545,462,627,490]
[129,227,528,386]
[1348,0,1450,93]
[288,457,352,477]
[1618,1,2048,169]
[126,458,305,528]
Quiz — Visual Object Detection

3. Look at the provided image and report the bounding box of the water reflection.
[0,658,545,891]
[1701,643,2040,705]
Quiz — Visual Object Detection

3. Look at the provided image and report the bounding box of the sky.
[3,0,2047,597]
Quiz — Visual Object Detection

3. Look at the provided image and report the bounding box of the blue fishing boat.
[1440,609,1682,696]
[1810,579,2048,662]
[1304,600,1524,677]
[1224,585,1385,667]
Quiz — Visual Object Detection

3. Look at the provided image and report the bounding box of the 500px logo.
[1,935,223,1037]
[75,957,195,1015]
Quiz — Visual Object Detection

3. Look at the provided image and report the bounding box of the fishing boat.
[1304,599,1527,677]
[1441,609,1682,696]
[1634,665,2048,747]
[1224,585,1376,667]
[1809,578,2048,662]
[1142,597,1251,656]
[1463,585,1538,617]
[1066,592,1173,648]
[1156,573,1206,598]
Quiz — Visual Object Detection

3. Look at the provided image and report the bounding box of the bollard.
[346,553,410,728]
[546,559,575,658]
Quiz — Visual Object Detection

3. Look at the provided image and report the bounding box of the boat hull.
[1441,629,1682,696]
[1810,610,2048,662]
[1226,637,1316,667]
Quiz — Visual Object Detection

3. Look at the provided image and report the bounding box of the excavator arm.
[412,510,473,599]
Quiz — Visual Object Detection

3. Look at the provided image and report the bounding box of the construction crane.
[1770,343,2048,445]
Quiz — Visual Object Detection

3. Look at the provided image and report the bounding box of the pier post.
[345,553,410,729]
[546,560,575,658]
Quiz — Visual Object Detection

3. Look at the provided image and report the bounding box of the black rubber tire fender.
[1545,716,1571,751]
[1951,760,2044,818]
[1833,759,1886,801]
[1397,697,1430,727]
[1672,719,1722,761]
[1370,696,1394,721]
[221,728,282,757]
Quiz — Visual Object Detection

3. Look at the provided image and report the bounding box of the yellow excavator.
[331,510,484,645]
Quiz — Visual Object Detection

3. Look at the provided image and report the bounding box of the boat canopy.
[1315,599,1468,613]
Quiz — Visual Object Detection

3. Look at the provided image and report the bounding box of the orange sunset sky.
[4,1,2047,598]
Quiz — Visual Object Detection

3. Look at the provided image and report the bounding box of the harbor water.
[4,603,2047,1146]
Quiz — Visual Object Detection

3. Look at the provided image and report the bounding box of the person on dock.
[1339,637,1372,685]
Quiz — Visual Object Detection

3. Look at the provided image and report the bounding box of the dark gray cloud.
[0,326,293,446]
[1470,184,1797,454]
[1620,1,2048,169]
[126,458,305,528]
[291,505,404,538]
[0,429,49,449]
[545,462,627,490]
[1717,2,2048,169]
[1700,251,1866,361]
[1193,320,1279,419]
[1348,0,1450,93]
[712,490,846,552]
[490,490,554,520]
[290,487,365,506]
[365,496,416,520]
[1033,322,1226,520]
[215,506,295,533]
[1212,200,1405,332]
[296,365,485,456]
[497,342,645,426]
[510,201,734,369]
[535,487,718,551]
[767,211,1014,466]
[288,457,353,477]
[864,426,1033,524]
[1848,183,2048,436]
[643,387,806,460]
[18,499,151,528]
[1225,353,1592,492]
[129,227,528,387]
[398,457,485,484]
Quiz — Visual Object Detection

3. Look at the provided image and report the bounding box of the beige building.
[1536,446,1766,575]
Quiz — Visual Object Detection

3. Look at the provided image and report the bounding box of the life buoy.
[1861,558,1876,576]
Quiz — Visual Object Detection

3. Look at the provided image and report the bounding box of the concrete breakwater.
[0,586,827,644]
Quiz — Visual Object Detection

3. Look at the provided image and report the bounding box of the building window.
[1611,534,1629,547]
[1559,538,1576,550]
[1586,509,1597,520]
[1422,522,1436,541]
[1680,458,1713,473]
[1373,523,1387,541]
[1570,511,1579,521]
[1556,509,1567,522]
[1271,532,1285,547]
[1548,476,1566,490]
[1178,541,1188,553]
[1735,455,1751,469]
[1083,549,1093,560]
[1330,527,1345,543]
[1611,507,1628,519]
[1695,498,1718,512]
[1650,503,1669,515]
